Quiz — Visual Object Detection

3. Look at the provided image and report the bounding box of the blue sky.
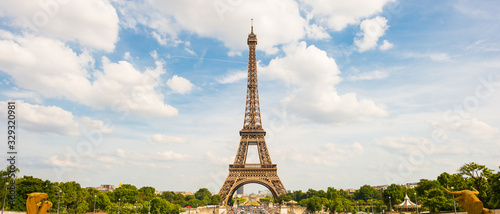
[0,0,499,193]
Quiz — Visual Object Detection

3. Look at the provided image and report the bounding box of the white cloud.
[348,70,389,81]
[354,16,389,52]
[0,101,113,136]
[116,149,126,158]
[79,116,113,134]
[46,155,87,168]
[2,89,43,103]
[0,34,178,117]
[404,52,451,62]
[217,71,247,84]
[0,0,119,51]
[433,117,499,140]
[123,51,132,60]
[302,0,395,31]
[167,75,194,94]
[149,134,186,144]
[118,0,308,54]
[156,151,191,161]
[0,100,79,135]
[261,42,387,123]
[97,156,120,164]
[115,148,190,161]
[206,151,233,165]
[375,136,429,151]
[379,40,394,50]
[305,24,330,39]
[152,31,168,46]
[184,48,196,56]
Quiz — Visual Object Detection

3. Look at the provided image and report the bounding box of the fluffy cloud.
[354,16,389,52]
[206,151,233,165]
[79,116,113,134]
[404,52,451,62]
[0,101,111,136]
[379,40,394,50]
[348,70,389,81]
[117,0,308,54]
[167,75,194,94]
[149,134,186,144]
[302,0,395,31]
[217,71,247,84]
[261,42,387,123]
[0,101,79,135]
[46,155,87,168]
[433,117,499,140]
[115,148,191,163]
[0,34,177,117]
[375,136,430,151]
[0,0,119,51]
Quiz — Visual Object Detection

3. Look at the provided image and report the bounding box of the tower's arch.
[226,180,279,205]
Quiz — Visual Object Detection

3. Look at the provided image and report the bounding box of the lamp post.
[2,182,8,214]
[118,198,121,214]
[93,195,97,214]
[357,201,359,213]
[371,199,374,214]
[135,201,137,214]
[414,193,418,214]
[148,202,151,214]
[57,190,62,214]
[388,197,392,214]
[451,187,457,214]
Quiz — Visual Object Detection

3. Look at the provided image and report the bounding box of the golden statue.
[26,193,53,214]
[36,201,53,214]
[442,187,493,214]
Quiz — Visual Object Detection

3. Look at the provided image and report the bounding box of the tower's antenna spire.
[251,18,253,33]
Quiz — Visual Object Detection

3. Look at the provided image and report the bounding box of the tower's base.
[218,166,286,205]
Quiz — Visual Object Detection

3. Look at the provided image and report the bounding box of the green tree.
[187,198,202,207]
[302,196,322,213]
[150,197,174,214]
[422,188,452,212]
[194,188,212,205]
[415,179,440,197]
[210,194,221,205]
[437,172,451,187]
[12,176,56,211]
[325,187,338,200]
[383,184,404,207]
[354,185,380,201]
[458,162,492,202]
[139,186,156,201]
[277,193,293,204]
[86,188,112,212]
[59,181,89,213]
[0,166,18,210]
[487,167,500,208]
[112,184,139,204]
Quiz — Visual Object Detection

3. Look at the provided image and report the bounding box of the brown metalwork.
[218,20,286,205]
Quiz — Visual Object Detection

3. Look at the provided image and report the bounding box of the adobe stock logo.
[22,0,71,31]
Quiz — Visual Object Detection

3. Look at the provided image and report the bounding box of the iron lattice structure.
[218,23,286,205]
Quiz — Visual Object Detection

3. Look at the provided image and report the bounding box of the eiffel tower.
[218,21,286,205]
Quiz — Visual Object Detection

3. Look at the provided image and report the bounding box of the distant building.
[174,191,193,196]
[402,182,418,189]
[95,184,115,192]
[373,185,388,191]
[237,186,244,194]
[343,189,356,195]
